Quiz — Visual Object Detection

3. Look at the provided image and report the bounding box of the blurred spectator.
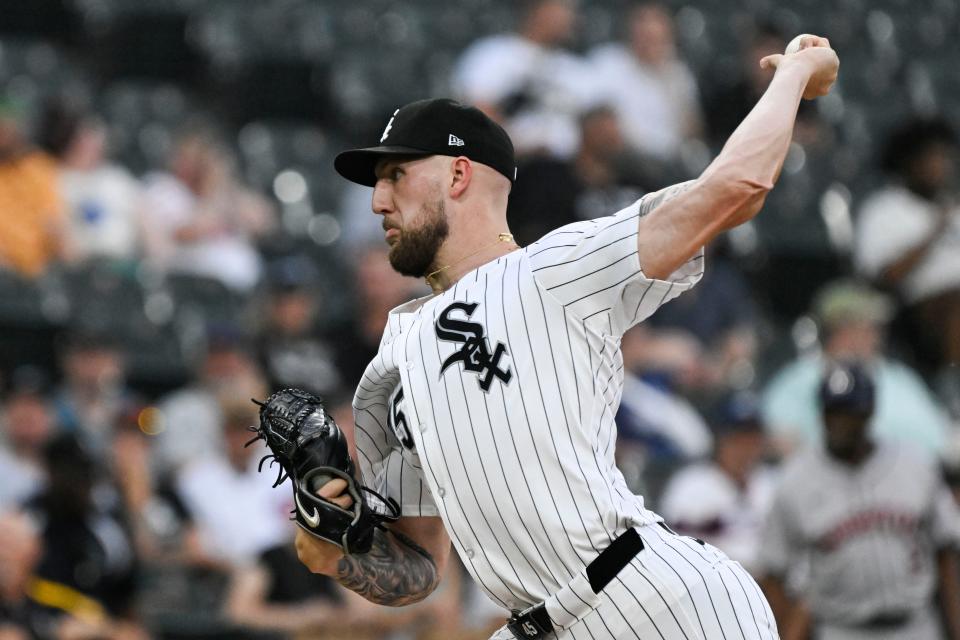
[758,362,960,640]
[854,117,960,380]
[142,126,275,293]
[762,279,949,457]
[506,105,651,245]
[52,330,132,457]
[257,256,342,397]
[621,244,758,399]
[337,183,381,254]
[658,392,777,575]
[703,22,785,150]
[153,325,267,475]
[0,511,46,639]
[36,99,144,266]
[0,98,71,278]
[616,371,713,462]
[22,433,148,639]
[327,245,424,391]
[225,542,460,640]
[643,245,757,390]
[109,402,201,566]
[0,371,55,510]
[615,327,713,500]
[224,543,347,638]
[451,0,599,158]
[589,3,703,162]
[174,402,292,567]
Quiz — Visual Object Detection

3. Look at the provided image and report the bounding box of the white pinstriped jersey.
[352,181,703,612]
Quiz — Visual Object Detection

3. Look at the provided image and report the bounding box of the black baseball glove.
[249,388,399,554]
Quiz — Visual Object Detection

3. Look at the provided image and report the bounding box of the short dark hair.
[750,19,788,45]
[59,328,119,354]
[881,116,958,176]
[36,97,87,159]
[521,0,573,13]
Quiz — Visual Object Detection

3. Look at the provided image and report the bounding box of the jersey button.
[466,549,475,559]
[438,488,446,498]
[405,361,415,371]
[418,422,427,433]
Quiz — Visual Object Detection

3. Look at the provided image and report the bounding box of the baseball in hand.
[785,34,816,55]
[760,33,838,99]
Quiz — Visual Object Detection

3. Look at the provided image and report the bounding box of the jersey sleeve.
[353,390,438,519]
[929,482,960,550]
[525,181,704,335]
[756,483,802,578]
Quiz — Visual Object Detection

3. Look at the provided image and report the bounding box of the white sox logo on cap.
[380,108,399,143]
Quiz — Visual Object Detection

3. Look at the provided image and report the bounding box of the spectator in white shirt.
[589,3,704,162]
[451,0,600,159]
[142,127,275,293]
[37,99,145,266]
[659,392,777,575]
[854,117,960,377]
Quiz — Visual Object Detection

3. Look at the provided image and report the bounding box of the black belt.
[832,611,914,631]
[507,527,645,639]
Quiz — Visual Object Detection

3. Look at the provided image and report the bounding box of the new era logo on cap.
[448,134,465,146]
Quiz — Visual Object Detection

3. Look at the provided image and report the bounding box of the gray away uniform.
[758,442,960,640]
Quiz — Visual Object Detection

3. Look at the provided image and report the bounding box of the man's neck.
[832,441,875,467]
[425,233,518,293]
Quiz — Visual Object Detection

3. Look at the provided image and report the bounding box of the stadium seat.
[91,9,205,83]
[162,273,248,329]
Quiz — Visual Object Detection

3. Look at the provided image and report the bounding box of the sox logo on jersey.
[436,301,512,392]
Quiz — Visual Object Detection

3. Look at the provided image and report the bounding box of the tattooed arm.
[296,515,451,607]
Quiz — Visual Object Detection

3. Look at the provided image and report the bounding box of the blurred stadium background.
[0,0,958,638]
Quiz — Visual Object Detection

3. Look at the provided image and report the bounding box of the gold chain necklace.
[425,232,516,292]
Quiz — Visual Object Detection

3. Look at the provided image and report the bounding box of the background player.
[291,34,839,640]
[757,362,960,640]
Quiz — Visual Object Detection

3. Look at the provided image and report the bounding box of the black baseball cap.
[709,391,763,438]
[819,361,876,415]
[334,98,516,187]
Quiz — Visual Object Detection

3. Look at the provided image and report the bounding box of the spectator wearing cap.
[854,117,960,376]
[0,370,56,510]
[761,279,950,457]
[0,97,71,279]
[658,392,778,575]
[757,362,960,640]
[256,255,342,397]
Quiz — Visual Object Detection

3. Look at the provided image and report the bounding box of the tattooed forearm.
[335,527,440,606]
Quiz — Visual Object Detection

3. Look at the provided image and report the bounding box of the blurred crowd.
[1,0,960,638]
